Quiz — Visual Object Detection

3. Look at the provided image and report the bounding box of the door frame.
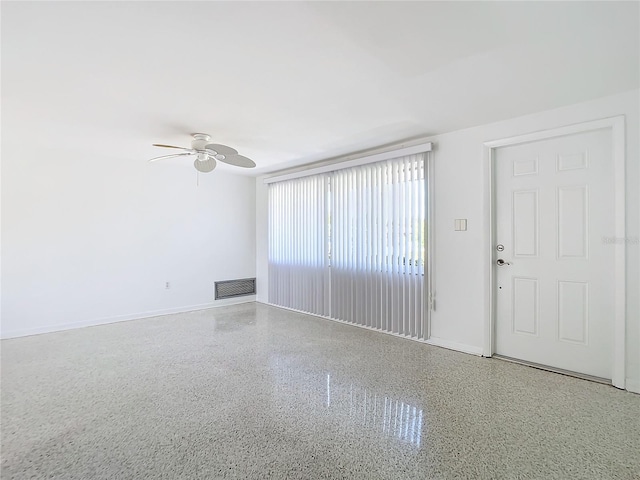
[482,116,626,389]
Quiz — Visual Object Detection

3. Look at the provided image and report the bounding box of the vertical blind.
[268,153,428,340]
[268,174,329,316]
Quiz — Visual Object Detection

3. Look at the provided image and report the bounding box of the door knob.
[496,259,511,266]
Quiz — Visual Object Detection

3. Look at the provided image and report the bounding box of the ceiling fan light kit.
[149,133,256,173]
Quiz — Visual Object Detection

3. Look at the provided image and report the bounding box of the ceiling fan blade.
[153,143,193,152]
[148,152,194,163]
[217,154,256,168]
[194,157,217,173]
[204,143,238,156]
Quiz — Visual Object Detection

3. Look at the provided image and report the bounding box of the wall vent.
[215,278,256,300]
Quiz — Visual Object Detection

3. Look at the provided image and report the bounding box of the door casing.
[482,116,626,389]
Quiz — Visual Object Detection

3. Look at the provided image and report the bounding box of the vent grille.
[215,278,256,300]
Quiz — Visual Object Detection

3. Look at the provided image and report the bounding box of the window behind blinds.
[268,152,428,339]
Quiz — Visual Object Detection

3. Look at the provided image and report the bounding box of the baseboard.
[626,378,640,394]
[264,302,429,342]
[424,337,484,356]
[0,297,256,339]
[261,302,484,357]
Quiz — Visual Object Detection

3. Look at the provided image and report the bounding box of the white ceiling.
[3,1,638,175]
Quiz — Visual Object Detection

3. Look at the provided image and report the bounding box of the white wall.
[256,89,640,392]
[1,146,256,338]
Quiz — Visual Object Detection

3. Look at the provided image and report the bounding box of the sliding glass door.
[268,153,428,339]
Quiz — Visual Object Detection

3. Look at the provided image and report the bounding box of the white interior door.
[494,129,614,379]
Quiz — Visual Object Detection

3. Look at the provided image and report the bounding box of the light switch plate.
[454,219,467,231]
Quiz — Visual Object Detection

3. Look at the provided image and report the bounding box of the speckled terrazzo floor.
[2,303,639,480]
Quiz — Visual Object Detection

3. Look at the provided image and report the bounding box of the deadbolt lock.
[496,244,504,252]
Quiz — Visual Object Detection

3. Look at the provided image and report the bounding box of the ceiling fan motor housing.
[191,133,211,151]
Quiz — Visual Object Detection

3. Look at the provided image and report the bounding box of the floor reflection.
[269,356,423,448]
[329,373,423,447]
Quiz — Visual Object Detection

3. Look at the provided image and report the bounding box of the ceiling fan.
[149,133,256,173]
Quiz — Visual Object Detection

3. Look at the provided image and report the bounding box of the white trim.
[483,143,495,357]
[425,336,484,356]
[263,142,433,184]
[611,118,626,389]
[483,117,622,148]
[482,116,626,389]
[261,301,481,357]
[626,378,640,395]
[0,297,256,339]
